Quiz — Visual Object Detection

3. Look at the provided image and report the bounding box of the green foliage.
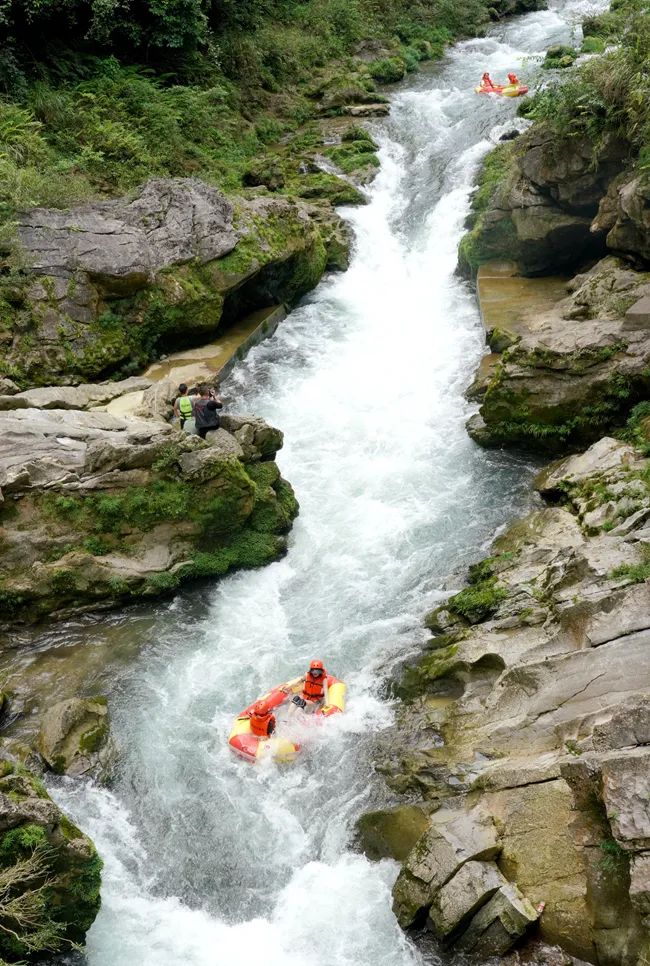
[446,577,508,623]
[618,400,650,454]
[581,36,606,54]
[0,824,48,861]
[524,2,650,166]
[368,57,406,83]
[82,535,111,556]
[396,643,461,699]
[599,837,628,875]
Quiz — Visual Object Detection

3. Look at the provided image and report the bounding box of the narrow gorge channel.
[43,2,604,961]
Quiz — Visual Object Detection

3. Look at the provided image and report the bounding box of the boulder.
[459,129,627,277]
[392,809,500,927]
[455,883,540,955]
[535,438,637,497]
[592,696,650,751]
[427,860,508,937]
[19,178,237,290]
[4,180,333,387]
[356,805,429,861]
[601,749,650,850]
[135,377,178,422]
[601,175,650,264]
[624,296,650,331]
[178,441,244,481]
[38,696,113,780]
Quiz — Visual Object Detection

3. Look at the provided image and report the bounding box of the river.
[48,1,601,962]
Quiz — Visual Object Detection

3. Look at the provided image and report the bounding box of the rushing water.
[47,3,603,963]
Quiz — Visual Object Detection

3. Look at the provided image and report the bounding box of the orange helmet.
[309,659,325,677]
[252,701,270,717]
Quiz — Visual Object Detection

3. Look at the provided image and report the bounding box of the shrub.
[368,57,406,84]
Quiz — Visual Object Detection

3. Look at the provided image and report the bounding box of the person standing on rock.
[193,383,223,440]
[173,383,194,429]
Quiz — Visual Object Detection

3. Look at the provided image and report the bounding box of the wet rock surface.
[38,696,113,780]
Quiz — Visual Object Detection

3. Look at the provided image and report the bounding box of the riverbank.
[369,3,650,963]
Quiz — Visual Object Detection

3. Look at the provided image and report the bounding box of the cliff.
[365,436,650,964]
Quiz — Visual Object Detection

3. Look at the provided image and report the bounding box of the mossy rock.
[542,44,578,68]
[38,696,113,780]
[356,805,430,861]
[0,767,101,958]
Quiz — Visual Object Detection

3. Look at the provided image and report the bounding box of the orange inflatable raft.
[228,674,346,764]
[475,82,529,97]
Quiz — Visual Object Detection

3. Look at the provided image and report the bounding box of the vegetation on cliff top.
[0,0,511,230]
[523,0,650,167]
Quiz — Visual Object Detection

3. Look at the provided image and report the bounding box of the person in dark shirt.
[193,383,223,440]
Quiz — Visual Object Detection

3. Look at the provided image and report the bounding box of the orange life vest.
[250,711,274,737]
[302,671,326,702]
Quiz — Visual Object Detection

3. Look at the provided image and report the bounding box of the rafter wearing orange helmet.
[302,659,327,703]
[249,700,276,738]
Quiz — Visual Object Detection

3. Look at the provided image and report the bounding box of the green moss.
[542,44,578,69]
[446,578,508,623]
[396,643,461,699]
[78,723,108,754]
[479,369,646,452]
[326,142,380,174]
[58,815,83,842]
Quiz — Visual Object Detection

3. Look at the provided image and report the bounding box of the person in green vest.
[173,383,194,429]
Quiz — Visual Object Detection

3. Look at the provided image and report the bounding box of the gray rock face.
[38,696,113,779]
[598,175,650,264]
[461,129,628,277]
[18,179,237,293]
[455,883,540,956]
[428,860,508,937]
[629,853,650,918]
[601,749,650,850]
[0,377,152,413]
[383,433,650,962]
[392,808,499,927]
